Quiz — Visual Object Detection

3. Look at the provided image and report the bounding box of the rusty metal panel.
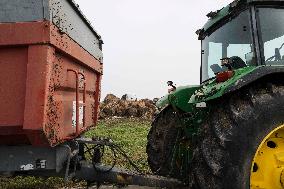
[0,0,102,61]
[0,47,28,126]
[0,0,103,147]
[0,0,48,22]
[0,21,103,147]
[44,51,100,145]
[50,0,103,61]
[23,45,53,132]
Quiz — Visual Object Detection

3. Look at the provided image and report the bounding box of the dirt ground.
[93,186,156,189]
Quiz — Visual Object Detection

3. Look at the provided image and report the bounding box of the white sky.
[75,0,232,99]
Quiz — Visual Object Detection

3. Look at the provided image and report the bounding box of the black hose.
[83,140,142,174]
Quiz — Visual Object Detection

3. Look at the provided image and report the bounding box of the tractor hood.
[156,85,200,112]
[156,66,257,112]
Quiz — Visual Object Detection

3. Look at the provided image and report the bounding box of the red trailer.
[0,2,103,147]
[0,0,104,174]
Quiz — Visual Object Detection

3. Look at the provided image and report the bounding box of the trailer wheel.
[146,106,181,178]
[191,83,284,189]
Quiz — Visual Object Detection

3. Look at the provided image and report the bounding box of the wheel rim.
[251,124,284,189]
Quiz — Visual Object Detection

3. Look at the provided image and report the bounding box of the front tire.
[146,106,181,178]
[191,82,284,189]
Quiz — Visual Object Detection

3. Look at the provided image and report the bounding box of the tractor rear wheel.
[190,82,284,189]
[146,106,180,178]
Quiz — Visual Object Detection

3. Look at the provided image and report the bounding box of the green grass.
[0,118,151,189]
[86,118,151,173]
[0,177,80,189]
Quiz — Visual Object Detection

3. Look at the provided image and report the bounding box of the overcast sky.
[75,0,233,99]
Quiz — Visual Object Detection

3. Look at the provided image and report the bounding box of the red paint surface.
[216,71,234,83]
[0,47,28,126]
[0,21,103,147]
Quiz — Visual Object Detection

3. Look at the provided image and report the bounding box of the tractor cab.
[199,0,284,82]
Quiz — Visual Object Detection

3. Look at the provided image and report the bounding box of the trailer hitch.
[9,137,185,188]
[75,137,185,188]
[76,162,185,189]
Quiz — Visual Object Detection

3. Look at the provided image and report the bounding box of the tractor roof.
[199,0,284,37]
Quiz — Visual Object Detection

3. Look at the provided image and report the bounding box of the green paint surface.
[157,66,257,112]
[155,66,258,181]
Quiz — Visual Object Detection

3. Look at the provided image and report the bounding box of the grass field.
[85,118,151,173]
[0,118,151,189]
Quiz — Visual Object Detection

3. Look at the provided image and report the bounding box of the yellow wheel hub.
[251,125,284,189]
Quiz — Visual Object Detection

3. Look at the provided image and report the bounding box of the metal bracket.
[66,69,87,138]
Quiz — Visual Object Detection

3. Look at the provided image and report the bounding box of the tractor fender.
[190,66,284,104]
[188,66,258,104]
[156,66,284,113]
[224,66,284,94]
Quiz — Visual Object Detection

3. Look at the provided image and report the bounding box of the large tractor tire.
[191,82,284,189]
[146,106,181,178]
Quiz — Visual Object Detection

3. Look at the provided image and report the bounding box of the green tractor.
[146,0,284,188]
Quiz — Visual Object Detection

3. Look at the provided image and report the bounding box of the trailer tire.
[146,106,181,178]
[190,82,284,189]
